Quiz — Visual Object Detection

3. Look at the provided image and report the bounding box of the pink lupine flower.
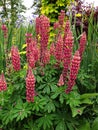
[63,20,70,42]
[65,51,80,94]
[58,10,65,26]
[1,24,8,38]
[79,32,87,60]
[25,33,32,43]
[53,22,60,30]
[26,67,35,102]
[35,17,41,35]
[63,30,74,81]
[57,74,64,86]
[28,52,35,68]
[39,15,50,65]
[0,73,7,92]
[26,37,39,68]
[11,45,21,71]
[55,34,63,62]
[42,49,50,65]
[50,43,55,56]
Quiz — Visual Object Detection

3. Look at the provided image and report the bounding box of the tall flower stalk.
[11,45,21,71]
[37,15,50,66]
[0,73,7,92]
[63,29,74,82]
[65,51,81,94]
[26,67,35,102]
[79,32,87,60]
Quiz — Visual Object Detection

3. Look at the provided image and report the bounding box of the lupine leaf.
[36,114,54,129]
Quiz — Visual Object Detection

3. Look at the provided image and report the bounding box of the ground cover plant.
[0,2,98,130]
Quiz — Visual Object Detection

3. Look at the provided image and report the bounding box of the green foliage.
[0,4,98,130]
[0,0,26,25]
[41,0,74,23]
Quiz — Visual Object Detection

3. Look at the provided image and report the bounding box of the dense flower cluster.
[53,22,60,30]
[79,32,87,59]
[57,74,64,86]
[65,51,80,94]
[0,73,7,92]
[11,45,21,71]
[42,49,50,66]
[63,29,74,82]
[0,11,87,101]
[26,67,35,102]
[50,43,55,56]
[63,20,70,42]
[55,34,63,63]
[1,24,8,38]
[35,17,41,36]
[26,34,39,68]
[58,10,65,26]
[35,15,50,66]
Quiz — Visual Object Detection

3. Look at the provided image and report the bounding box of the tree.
[31,0,41,16]
[0,0,26,25]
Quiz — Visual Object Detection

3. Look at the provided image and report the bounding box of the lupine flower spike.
[65,51,80,94]
[11,45,21,71]
[63,30,74,82]
[39,15,50,65]
[55,34,63,65]
[50,43,55,56]
[79,32,87,60]
[26,66,36,102]
[0,73,7,92]
[57,74,64,86]
[1,24,8,38]
[58,10,65,26]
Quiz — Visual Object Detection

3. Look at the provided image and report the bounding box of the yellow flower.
[75,13,82,17]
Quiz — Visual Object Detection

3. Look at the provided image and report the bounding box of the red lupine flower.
[1,24,8,38]
[35,17,41,35]
[26,67,35,102]
[63,20,70,42]
[25,33,32,43]
[58,10,65,26]
[42,49,50,65]
[79,32,87,59]
[11,45,21,71]
[50,43,55,56]
[65,51,80,94]
[55,34,63,62]
[0,73,7,92]
[39,15,50,65]
[57,74,64,86]
[25,33,32,37]
[53,22,60,30]
[26,38,39,68]
[28,52,35,68]
[63,30,74,82]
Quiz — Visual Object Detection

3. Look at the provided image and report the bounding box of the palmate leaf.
[12,101,32,121]
[66,91,81,108]
[32,96,47,112]
[51,87,65,99]
[91,117,98,130]
[54,111,69,130]
[24,120,40,130]
[77,120,90,130]
[37,77,58,94]
[56,121,67,130]
[44,101,55,113]
[1,105,14,125]
[36,114,54,130]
